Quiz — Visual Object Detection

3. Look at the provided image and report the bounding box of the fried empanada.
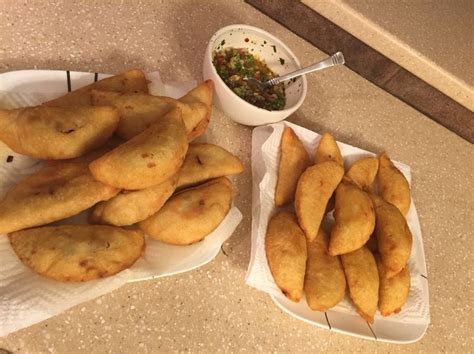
[346,157,379,191]
[0,163,119,234]
[341,246,379,323]
[266,211,307,302]
[44,69,148,106]
[376,256,411,316]
[9,225,145,282]
[90,175,178,226]
[91,91,205,142]
[275,127,311,207]
[371,194,413,278]
[91,80,213,141]
[176,143,244,189]
[377,153,411,216]
[304,228,346,311]
[139,177,233,245]
[295,161,344,241]
[0,106,119,160]
[91,90,177,139]
[178,80,214,141]
[89,107,188,190]
[314,132,344,166]
[328,179,375,255]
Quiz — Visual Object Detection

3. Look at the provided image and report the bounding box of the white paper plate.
[247,122,430,343]
[0,70,242,337]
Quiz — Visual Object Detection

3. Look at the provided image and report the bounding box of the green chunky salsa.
[213,47,286,111]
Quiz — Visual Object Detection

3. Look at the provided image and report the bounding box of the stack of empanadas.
[0,69,244,282]
[266,128,413,323]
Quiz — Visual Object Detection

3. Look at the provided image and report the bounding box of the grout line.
[220,244,229,257]
[324,312,332,330]
[66,71,71,92]
[367,322,377,340]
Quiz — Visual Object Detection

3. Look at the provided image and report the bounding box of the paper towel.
[246,121,430,325]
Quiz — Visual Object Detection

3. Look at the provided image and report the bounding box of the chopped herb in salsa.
[213,47,286,111]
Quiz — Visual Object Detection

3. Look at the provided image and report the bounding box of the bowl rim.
[205,24,307,115]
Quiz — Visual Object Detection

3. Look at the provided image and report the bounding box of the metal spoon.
[244,51,345,89]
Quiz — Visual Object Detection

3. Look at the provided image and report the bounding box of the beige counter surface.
[303,0,474,111]
[0,0,472,352]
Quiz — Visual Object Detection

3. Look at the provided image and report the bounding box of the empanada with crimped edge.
[274,127,310,207]
[0,106,119,160]
[9,225,145,282]
[341,246,379,324]
[139,177,233,245]
[90,175,178,226]
[44,69,148,106]
[176,143,243,189]
[89,107,188,190]
[266,211,307,302]
[0,162,119,234]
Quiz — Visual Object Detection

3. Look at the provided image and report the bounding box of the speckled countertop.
[0,0,472,352]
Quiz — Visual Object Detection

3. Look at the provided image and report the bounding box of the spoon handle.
[267,52,345,86]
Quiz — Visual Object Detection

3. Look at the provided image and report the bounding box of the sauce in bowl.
[213,47,286,111]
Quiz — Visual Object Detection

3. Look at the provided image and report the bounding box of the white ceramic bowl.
[203,24,307,126]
